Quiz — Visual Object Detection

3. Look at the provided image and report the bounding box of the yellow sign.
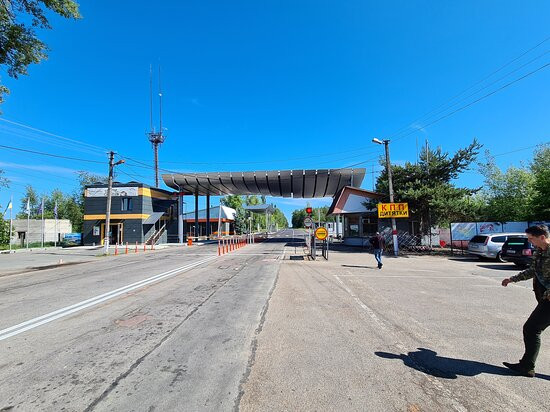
[315,227,328,240]
[378,202,409,218]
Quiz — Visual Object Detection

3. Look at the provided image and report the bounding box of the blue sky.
[0,1,548,223]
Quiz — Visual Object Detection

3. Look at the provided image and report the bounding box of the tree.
[478,152,536,222]
[530,144,550,220]
[0,214,9,245]
[291,208,306,228]
[0,169,8,188]
[376,139,482,234]
[17,185,38,218]
[0,0,81,104]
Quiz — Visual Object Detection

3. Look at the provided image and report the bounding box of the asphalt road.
[2,231,548,411]
[0,235,288,411]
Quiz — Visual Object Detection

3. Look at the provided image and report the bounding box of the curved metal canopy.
[162,168,366,198]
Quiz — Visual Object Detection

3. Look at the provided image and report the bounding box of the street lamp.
[372,138,399,256]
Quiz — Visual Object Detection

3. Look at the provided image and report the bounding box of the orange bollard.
[135,241,138,253]
[144,243,147,252]
[125,242,128,254]
[151,243,154,250]
[114,244,118,255]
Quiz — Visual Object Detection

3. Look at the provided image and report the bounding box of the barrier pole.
[135,241,138,253]
[125,242,128,254]
[218,240,221,256]
[144,243,146,252]
[114,244,118,255]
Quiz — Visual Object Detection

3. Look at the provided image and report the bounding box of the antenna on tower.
[147,64,166,188]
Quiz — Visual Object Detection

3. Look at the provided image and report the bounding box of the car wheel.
[496,252,506,263]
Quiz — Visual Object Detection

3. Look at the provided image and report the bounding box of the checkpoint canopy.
[162,168,366,197]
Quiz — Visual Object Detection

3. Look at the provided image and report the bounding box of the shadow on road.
[341,264,376,269]
[375,348,550,381]
[477,264,517,271]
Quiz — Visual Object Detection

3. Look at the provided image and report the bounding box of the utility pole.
[104,151,124,254]
[373,138,399,256]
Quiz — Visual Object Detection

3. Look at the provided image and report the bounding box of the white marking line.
[337,275,475,278]
[333,274,466,412]
[0,256,217,341]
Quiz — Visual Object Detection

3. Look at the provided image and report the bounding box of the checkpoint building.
[83,182,177,246]
[82,168,370,245]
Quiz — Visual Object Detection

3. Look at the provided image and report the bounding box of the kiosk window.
[121,198,133,211]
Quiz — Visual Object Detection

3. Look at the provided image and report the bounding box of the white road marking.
[337,275,475,278]
[0,256,217,341]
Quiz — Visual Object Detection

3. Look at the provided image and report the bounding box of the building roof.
[327,186,385,215]
[244,204,275,213]
[162,168,365,198]
[182,205,236,221]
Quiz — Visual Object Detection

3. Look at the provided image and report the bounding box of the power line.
[393,63,550,143]
[0,118,109,155]
[385,36,550,140]
[0,144,106,164]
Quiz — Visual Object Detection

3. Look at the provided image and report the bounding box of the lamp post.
[372,138,399,256]
[104,151,125,255]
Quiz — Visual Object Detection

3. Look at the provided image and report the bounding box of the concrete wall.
[10,219,72,245]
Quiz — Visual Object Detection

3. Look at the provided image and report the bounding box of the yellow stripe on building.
[84,214,150,220]
[138,187,173,199]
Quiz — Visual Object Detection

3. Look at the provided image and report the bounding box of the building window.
[121,198,133,211]
[345,215,360,237]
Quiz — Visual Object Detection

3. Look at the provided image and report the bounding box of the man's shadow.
[375,348,550,380]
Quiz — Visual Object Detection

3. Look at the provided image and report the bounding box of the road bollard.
[144,243,147,252]
[218,240,221,256]
[125,242,128,254]
[151,243,154,250]
[135,241,138,253]
[114,244,118,255]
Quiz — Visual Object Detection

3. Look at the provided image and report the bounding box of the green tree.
[530,144,550,220]
[0,0,81,104]
[17,185,39,218]
[291,208,307,228]
[478,152,536,222]
[376,139,482,234]
[0,214,9,245]
[0,169,8,188]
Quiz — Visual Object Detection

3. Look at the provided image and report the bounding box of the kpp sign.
[378,202,409,218]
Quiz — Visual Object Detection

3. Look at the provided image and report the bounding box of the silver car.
[467,233,525,262]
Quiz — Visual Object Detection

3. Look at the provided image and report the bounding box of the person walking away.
[369,232,385,269]
[501,224,550,377]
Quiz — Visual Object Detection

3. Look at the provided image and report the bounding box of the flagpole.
[41,197,44,248]
[26,198,30,249]
[9,196,12,252]
[54,200,58,248]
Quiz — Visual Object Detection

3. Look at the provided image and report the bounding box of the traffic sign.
[315,227,328,240]
[378,202,409,218]
[304,217,313,228]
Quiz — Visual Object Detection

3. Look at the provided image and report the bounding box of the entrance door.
[101,223,123,245]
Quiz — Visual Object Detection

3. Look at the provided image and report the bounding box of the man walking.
[501,224,550,377]
[369,232,385,269]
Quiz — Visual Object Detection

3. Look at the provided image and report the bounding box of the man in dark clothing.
[369,232,385,269]
[501,224,550,377]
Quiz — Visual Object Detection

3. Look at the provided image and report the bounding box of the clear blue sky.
[0,1,548,223]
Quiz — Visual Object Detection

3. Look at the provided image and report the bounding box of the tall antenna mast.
[147,64,166,187]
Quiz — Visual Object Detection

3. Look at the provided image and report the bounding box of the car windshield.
[470,235,488,243]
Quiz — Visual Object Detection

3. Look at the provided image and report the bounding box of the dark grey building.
[83,182,177,246]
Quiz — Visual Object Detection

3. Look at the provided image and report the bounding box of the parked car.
[467,233,525,262]
[501,235,535,268]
